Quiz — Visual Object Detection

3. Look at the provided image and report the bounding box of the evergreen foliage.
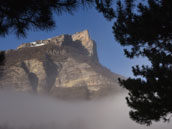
[113,0,172,125]
[1,0,172,126]
[0,0,114,37]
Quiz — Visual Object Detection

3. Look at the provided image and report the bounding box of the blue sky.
[0,7,148,77]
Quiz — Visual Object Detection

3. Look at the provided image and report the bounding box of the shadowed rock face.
[0,30,124,99]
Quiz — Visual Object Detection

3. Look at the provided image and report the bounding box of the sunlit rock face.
[0,30,123,99]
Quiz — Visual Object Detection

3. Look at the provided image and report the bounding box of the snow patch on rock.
[30,42,45,47]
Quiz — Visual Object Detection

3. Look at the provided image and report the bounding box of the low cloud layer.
[0,90,171,129]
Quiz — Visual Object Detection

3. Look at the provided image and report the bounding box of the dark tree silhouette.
[0,0,115,37]
[3,0,172,126]
[113,0,172,125]
[0,0,115,70]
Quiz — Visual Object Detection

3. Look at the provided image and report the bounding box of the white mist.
[0,90,171,129]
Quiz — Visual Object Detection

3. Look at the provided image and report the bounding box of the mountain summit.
[0,30,123,99]
[17,30,98,60]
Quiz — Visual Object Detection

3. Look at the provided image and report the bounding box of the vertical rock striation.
[0,30,124,99]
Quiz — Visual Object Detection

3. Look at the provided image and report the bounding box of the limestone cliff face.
[0,30,123,99]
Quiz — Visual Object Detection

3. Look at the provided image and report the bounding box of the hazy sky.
[0,7,148,77]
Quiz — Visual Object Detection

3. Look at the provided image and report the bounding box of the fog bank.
[0,90,171,129]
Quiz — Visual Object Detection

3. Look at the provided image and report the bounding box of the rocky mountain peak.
[72,30,90,42]
[72,30,95,56]
[17,30,97,60]
[0,30,123,99]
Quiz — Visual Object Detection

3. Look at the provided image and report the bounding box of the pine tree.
[113,0,172,125]
[0,0,114,37]
[0,0,115,68]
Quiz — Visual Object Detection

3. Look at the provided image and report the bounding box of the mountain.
[0,30,124,99]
